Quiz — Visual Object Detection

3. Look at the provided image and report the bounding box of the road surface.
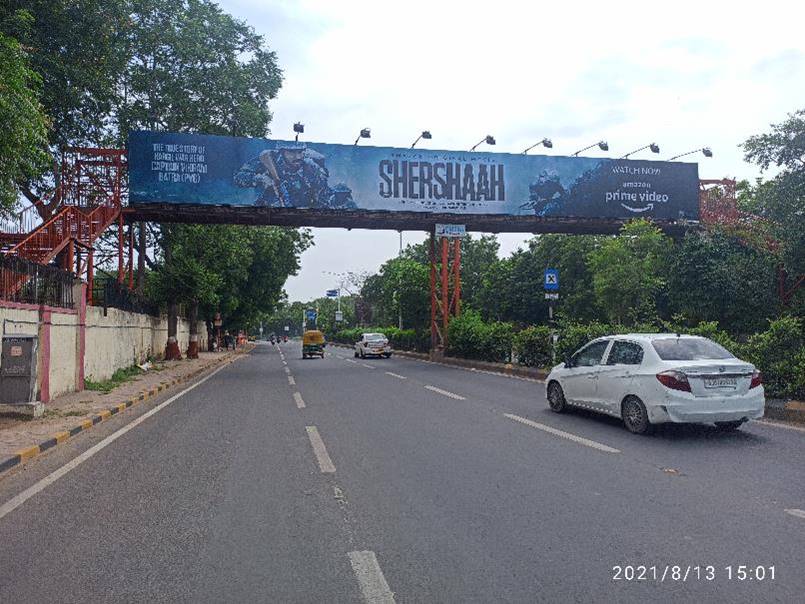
[0,342,803,602]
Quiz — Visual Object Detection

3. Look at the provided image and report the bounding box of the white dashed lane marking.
[504,413,621,454]
[348,551,396,603]
[293,392,306,409]
[384,372,406,380]
[288,375,296,386]
[306,426,336,473]
[361,363,376,370]
[424,385,465,400]
[785,508,805,520]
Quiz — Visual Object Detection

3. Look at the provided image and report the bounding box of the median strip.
[305,426,336,473]
[504,413,621,454]
[424,385,465,400]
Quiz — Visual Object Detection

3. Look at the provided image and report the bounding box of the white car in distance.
[355,333,392,359]
[545,334,764,434]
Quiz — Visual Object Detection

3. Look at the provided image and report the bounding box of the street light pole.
[572,140,609,156]
[522,138,553,154]
[666,147,713,161]
[619,142,660,159]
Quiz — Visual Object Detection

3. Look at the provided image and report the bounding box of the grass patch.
[85,365,143,394]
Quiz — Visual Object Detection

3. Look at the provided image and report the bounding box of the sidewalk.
[0,349,247,475]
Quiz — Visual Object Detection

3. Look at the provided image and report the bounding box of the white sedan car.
[354,333,392,358]
[545,334,764,434]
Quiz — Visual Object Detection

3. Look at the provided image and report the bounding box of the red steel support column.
[66,240,75,276]
[453,238,461,317]
[117,213,124,283]
[429,230,437,351]
[127,225,134,289]
[86,249,94,305]
[441,236,449,347]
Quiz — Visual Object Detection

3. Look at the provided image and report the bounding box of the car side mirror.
[564,355,573,368]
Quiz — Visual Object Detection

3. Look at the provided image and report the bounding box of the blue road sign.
[544,268,559,291]
[326,289,339,297]
[305,309,318,322]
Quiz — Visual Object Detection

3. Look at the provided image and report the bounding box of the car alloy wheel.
[622,396,653,435]
[547,382,567,413]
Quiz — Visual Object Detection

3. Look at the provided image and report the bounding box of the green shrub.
[741,315,805,398]
[330,326,429,352]
[447,310,514,363]
[660,318,740,353]
[513,325,552,367]
[554,321,622,360]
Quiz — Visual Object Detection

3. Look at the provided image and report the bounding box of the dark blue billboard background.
[128,131,700,220]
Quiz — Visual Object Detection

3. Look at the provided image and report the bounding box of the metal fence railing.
[91,271,160,316]
[0,254,78,309]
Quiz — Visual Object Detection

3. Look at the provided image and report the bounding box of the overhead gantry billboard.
[128,131,700,229]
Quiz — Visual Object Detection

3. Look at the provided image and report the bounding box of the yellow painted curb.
[116,403,127,413]
[54,431,70,443]
[98,409,111,420]
[18,445,40,460]
[81,419,93,430]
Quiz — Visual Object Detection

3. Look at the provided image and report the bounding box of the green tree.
[1,2,129,214]
[115,0,282,138]
[742,109,805,285]
[587,220,671,325]
[666,230,779,334]
[0,29,49,214]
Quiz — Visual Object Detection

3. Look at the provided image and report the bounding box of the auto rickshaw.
[302,329,326,359]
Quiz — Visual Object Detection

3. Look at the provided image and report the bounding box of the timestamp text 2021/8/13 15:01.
[612,565,776,582]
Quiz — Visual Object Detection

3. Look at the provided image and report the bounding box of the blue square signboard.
[544,269,559,291]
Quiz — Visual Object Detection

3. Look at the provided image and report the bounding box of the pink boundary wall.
[2,289,85,404]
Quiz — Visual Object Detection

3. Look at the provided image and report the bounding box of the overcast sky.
[221,0,804,301]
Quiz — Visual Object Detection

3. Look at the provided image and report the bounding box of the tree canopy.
[0,28,50,214]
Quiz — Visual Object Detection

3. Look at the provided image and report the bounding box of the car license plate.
[704,377,737,389]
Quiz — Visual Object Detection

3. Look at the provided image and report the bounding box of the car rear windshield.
[651,338,735,360]
[366,334,385,341]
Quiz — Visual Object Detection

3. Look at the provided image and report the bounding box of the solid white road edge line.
[504,413,621,454]
[305,426,336,473]
[756,419,805,433]
[293,392,306,409]
[288,375,296,385]
[424,385,465,400]
[348,550,396,604]
[384,372,406,380]
[0,362,231,522]
[784,508,805,519]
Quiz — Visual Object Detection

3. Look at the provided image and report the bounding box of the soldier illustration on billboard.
[520,170,566,215]
[234,142,355,209]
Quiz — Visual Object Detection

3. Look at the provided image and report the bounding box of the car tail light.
[656,370,691,392]
[749,370,762,389]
